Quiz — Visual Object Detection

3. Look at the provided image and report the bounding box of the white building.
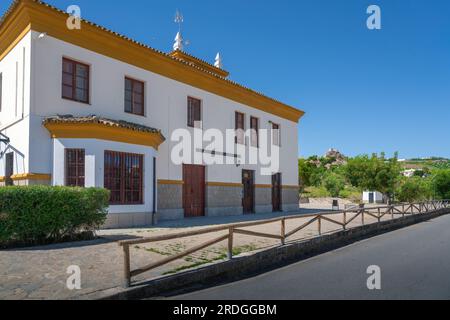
[0,0,304,228]
[402,169,417,178]
[363,191,385,204]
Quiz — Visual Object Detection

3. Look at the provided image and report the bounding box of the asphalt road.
[172,214,450,300]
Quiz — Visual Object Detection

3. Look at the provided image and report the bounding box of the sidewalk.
[2,202,377,300]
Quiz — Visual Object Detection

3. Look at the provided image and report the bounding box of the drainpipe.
[152,157,157,225]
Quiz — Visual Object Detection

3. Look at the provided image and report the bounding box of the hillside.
[401,158,450,170]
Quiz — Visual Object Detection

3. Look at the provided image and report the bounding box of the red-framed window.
[125,77,145,116]
[235,112,245,145]
[104,151,144,205]
[187,96,202,128]
[62,58,90,104]
[250,116,259,148]
[65,149,85,187]
[272,122,281,146]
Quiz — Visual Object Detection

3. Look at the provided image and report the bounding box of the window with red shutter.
[62,58,90,104]
[235,112,245,145]
[187,97,202,128]
[272,123,281,146]
[125,77,145,116]
[65,149,85,187]
[104,151,143,205]
[250,116,259,148]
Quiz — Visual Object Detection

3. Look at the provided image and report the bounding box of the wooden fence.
[118,200,450,287]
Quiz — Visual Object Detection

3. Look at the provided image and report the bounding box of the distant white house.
[402,169,417,178]
[363,191,385,204]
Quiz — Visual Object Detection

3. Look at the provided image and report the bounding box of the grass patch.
[163,244,259,275]
[339,186,361,202]
[302,186,329,198]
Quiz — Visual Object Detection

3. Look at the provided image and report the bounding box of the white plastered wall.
[53,138,157,214]
[30,31,300,188]
[0,31,32,176]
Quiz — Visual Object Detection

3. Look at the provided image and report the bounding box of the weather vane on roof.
[173,9,190,51]
[174,9,184,32]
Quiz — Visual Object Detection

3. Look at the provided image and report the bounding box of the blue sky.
[1,0,450,159]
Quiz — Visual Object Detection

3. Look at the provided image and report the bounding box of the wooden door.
[183,164,205,218]
[272,173,282,212]
[242,170,255,214]
[5,152,13,186]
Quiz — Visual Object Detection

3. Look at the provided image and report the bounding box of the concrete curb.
[89,208,450,300]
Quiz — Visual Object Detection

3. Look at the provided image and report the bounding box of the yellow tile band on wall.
[11,173,52,181]
[0,176,6,182]
[0,0,304,123]
[283,185,300,190]
[206,182,243,188]
[44,122,165,150]
[158,180,184,185]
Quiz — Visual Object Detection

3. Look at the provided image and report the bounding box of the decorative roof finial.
[214,52,223,69]
[173,32,184,51]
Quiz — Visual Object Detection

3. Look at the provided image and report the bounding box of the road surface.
[171,214,450,300]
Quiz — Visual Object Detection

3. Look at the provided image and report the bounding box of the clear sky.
[1,0,449,159]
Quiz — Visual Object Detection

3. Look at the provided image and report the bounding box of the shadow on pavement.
[153,208,330,229]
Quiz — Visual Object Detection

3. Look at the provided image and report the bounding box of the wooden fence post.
[343,211,347,230]
[318,216,322,235]
[378,208,381,223]
[228,227,234,260]
[281,218,286,245]
[361,210,365,225]
[123,244,131,288]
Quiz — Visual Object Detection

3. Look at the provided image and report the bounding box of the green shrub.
[0,186,109,246]
[322,172,345,198]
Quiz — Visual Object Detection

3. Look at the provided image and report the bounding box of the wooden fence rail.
[118,200,450,287]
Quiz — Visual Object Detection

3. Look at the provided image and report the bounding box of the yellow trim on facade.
[158,180,184,185]
[283,185,300,190]
[157,180,299,189]
[206,182,243,188]
[43,122,165,149]
[0,0,304,123]
[10,173,51,181]
[0,23,31,62]
[170,50,230,78]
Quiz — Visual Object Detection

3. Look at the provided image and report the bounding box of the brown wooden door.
[183,164,205,218]
[242,170,255,214]
[272,173,282,212]
[5,152,14,186]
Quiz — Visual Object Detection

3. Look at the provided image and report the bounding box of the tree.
[397,177,431,203]
[298,158,312,192]
[430,170,450,200]
[343,153,401,202]
[323,172,345,198]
